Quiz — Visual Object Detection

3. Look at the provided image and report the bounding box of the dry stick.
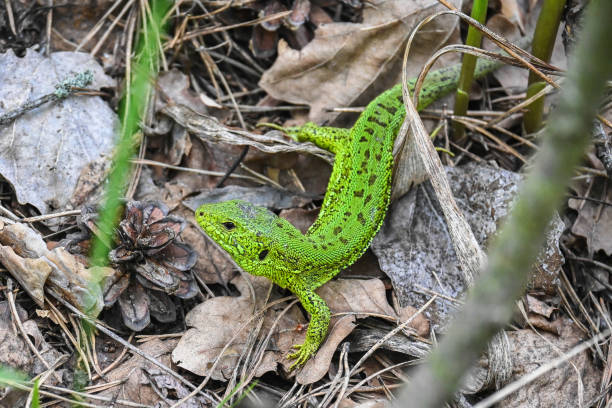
[21,210,81,223]
[0,204,19,221]
[452,118,527,163]
[130,158,262,183]
[473,330,611,408]
[69,313,93,381]
[332,344,352,408]
[0,72,93,126]
[459,116,538,150]
[393,1,612,405]
[75,0,124,51]
[38,382,152,408]
[174,10,292,44]
[317,344,348,407]
[44,0,52,57]
[90,0,136,56]
[487,82,557,127]
[45,289,218,405]
[1,380,123,408]
[4,0,16,35]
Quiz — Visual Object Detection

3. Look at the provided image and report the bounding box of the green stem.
[88,0,171,308]
[393,0,612,406]
[452,0,488,142]
[523,0,567,133]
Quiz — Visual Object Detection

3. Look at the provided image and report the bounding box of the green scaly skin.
[195,57,502,369]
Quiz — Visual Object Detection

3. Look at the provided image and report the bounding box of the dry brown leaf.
[319,279,396,318]
[524,294,556,318]
[524,313,562,336]
[397,304,430,338]
[279,207,320,234]
[296,315,357,384]
[0,222,115,314]
[499,0,525,33]
[568,177,612,256]
[259,0,461,123]
[172,274,305,380]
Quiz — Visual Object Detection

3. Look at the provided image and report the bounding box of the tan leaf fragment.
[524,294,556,318]
[397,304,430,338]
[319,279,396,318]
[0,222,115,315]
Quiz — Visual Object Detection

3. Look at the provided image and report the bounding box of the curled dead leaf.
[0,223,114,314]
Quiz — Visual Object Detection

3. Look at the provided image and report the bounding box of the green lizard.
[196,56,503,369]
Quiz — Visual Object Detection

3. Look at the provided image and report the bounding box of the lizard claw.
[287,343,316,370]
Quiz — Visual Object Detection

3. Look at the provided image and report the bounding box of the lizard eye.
[222,221,235,230]
[258,249,269,261]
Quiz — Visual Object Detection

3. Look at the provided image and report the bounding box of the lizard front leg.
[287,280,331,370]
[259,122,350,155]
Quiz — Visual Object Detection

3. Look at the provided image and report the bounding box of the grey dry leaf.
[0,222,115,315]
[496,322,601,407]
[372,162,565,330]
[0,49,117,214]
[259,0,461,124]
[0,301,65,407]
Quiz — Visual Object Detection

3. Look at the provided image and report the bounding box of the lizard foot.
[287,342,317,370]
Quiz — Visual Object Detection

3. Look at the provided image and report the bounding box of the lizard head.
[195,200,296,281]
